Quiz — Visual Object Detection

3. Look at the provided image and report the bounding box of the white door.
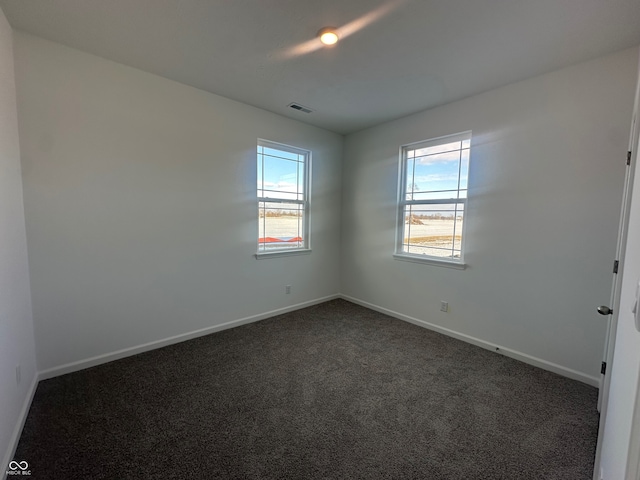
[592,60,640,480]
[596,142,636,412]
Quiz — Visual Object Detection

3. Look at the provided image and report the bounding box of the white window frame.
[394,131,471,269]
[255,139,311,259]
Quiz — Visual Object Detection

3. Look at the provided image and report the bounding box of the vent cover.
[288,103,313,114]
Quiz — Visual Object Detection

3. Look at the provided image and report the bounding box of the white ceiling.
[1,0,639,134]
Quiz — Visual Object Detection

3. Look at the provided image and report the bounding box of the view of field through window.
[400,134,470,260]
[257,143,308,251]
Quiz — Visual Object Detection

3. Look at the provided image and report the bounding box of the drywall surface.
[599,59,640,480]
[14,32,343,372]
[0,8,36,471]
[341,47,638,380]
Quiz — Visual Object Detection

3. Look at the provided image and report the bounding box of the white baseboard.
[39,294,340,380]
[6,291,597,480]
[38,292,599,386]
[4,292,597,476]
[2,373,38,479]
[340,294,599,387]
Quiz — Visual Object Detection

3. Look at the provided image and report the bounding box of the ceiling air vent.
[288,103,313,114]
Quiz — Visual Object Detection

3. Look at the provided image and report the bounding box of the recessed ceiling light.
[318,27,339,46]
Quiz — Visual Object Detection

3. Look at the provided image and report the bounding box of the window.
[256,140,310,256]
[395,131,471,267]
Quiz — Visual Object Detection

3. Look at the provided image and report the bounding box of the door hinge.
[613,260,619,274]
[601,361,607,375]
[628,151,632,166]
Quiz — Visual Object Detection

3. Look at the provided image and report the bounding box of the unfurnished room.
[1,1,640,479]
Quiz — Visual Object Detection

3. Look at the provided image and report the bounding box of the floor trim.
[8,293,598,475]
[2,373,38,479]
[39,294,340,380]
[340,294,599,387]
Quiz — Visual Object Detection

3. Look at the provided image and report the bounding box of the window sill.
[255,249,312,260]
[393,253,466,270]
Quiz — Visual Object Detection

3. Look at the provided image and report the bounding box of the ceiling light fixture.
[318,27,339,46]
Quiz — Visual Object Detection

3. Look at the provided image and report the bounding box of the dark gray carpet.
[15,299,598,479]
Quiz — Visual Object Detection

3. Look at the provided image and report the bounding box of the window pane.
[406,203,458,218]
[412,190,460,201]
[297,160,304,200]
[262,146,299,162]
[412,140,462,158]
[406,245,459,258]
[261,154,301,200]
[401,203,463,260]
[257,151,264,197]
[453,212,464,251]
[258,202,304,251]
[405,158,416,201]
[398,132,470,262]
[412,149,461,194]
[257,141,309,252]
[459,148,470,192]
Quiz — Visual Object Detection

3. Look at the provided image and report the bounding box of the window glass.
[397,132,471,264]
[257,141,310,253]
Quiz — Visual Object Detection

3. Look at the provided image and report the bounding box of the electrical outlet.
[285,285,291,294]
[15,365,21,386]
[440,301,449,313]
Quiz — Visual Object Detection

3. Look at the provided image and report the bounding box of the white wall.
[341,47,639,382]
[599,54,640,480]
[13,32,343,374]
[0,8,37,472]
